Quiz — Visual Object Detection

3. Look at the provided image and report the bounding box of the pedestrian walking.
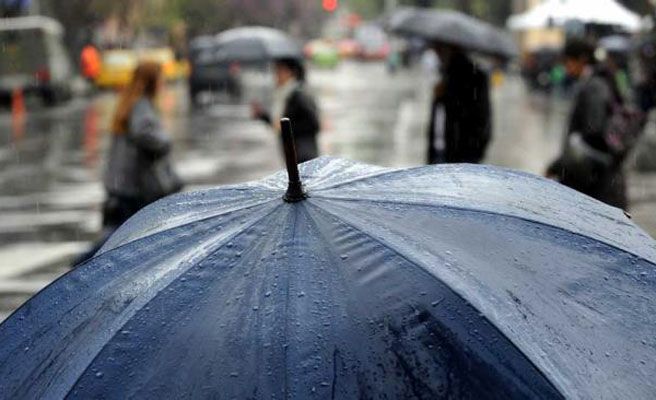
[72,61,182,266]
[546,39,644,209]
[427,43,492,164]
[104,61,183,227]
[252,58,320,163]
[636,36,656,113]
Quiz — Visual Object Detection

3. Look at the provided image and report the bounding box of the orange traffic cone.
[11,88,25,116]
[11,88,26,142]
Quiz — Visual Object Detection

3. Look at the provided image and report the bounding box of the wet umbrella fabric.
[214,26,303,63]
[1,157,656,399]
[390,8,518,59]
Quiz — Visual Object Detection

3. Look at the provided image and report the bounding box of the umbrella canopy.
[507,0,643,32]
[390,7,518,59]
[1,124,656,398]
[214,26,303,63]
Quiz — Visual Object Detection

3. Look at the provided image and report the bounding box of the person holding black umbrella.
[427,42,492,164]
[252,58,321,163]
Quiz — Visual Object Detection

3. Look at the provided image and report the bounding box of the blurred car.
[304,39,340,68]
[188,36,243,105]
[139,47,189,81]
[95,49,138,88]
[354,24,390,61]
[337,39,361,59]
[520,47,562,92]
[0,16,74,106]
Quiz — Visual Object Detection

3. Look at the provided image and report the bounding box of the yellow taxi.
[138,47,189,82]
[95,49,138,88]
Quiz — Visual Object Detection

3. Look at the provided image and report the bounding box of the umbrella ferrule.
[281,118,307,203]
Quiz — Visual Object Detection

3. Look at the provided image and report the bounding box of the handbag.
[603,102,646,160]
[139,156,183,203]
[558,132,614,183]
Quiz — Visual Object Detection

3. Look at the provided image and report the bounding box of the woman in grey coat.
[104,61,182,228]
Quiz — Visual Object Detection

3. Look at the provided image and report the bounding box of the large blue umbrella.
[1,121,655,399]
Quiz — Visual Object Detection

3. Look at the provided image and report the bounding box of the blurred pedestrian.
[80,42,102,84]
[546,39,644,209]
[427,43,491,164]
[72,62,182,267]
[636,38,656,113]
[252,58,320,163]
[104,61,183,227]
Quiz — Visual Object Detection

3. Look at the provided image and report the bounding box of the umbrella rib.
[308,167,407,191]
[61,203,285,398]
[305,201,565,396]
[310,195,656,266]
[96,196,281,256]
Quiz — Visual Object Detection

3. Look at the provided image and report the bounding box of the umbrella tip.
[280,118,306,203]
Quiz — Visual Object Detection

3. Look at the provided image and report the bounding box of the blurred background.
[1,0,656,320]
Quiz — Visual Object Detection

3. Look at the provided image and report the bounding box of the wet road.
[1,60,655,320]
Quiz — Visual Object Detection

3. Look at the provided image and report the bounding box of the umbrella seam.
[310,196,656,266]
[305,200,568,397]
[60,203,285,398]
[97,197,281,256]
[309,164,548,192]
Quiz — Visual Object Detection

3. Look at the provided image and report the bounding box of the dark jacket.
[548,68,627,209]
[427,53,492,164]
[261,84,320,163]
[104,98,182,204]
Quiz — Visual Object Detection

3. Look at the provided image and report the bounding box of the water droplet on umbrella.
[95,372,104,378]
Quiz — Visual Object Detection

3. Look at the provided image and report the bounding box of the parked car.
[520,47,563,92]
[337,38,361,59]
[95,49,138,89]
[354,24,390,61]
[0,16,74,106]
[188,36,242,105]
[304,39,340,68]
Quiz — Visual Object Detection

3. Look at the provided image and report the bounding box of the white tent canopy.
[507,0,643,32]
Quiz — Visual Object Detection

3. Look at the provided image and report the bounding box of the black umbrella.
[390,7,518,59]
[214,26,303,63]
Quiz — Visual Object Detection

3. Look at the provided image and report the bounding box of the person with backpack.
[427,42,492,164]
[546,39,644,209]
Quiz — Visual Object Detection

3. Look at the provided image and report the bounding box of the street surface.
[1,60,655,321]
